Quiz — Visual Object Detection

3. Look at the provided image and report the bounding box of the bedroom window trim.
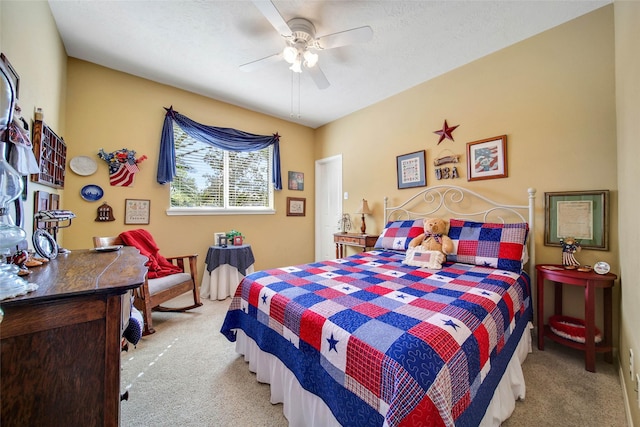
[166,125,275,214]
[159,106,281,215]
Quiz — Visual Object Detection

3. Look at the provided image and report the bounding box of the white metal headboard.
[384,185,537,277]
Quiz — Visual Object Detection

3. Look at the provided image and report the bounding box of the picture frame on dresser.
[544,190,609,250]
[396,150,426,189]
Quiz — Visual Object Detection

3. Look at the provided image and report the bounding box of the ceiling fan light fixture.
[283,46,298,64]
[303,50,318,68]
[289,60,302,73]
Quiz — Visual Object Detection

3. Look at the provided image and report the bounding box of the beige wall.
[0,0,67,240]
[615,1,640,424]
[63,59,316,274]
[317,6,619,332]
[3,1,639,423]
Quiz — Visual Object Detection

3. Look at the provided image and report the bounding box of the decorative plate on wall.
[69,156,98,176]
[81,184,104,202]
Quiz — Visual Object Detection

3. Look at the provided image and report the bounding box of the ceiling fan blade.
[307,64,330,90]
[316,26,373,50]
[240,52,283,72]
[252,0,292,37]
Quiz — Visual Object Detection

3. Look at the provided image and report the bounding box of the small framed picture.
[286,197,306,216]
[125,199,150,225]
[288,171,304,191]
[396,150,426,189]
[466,135,508,181]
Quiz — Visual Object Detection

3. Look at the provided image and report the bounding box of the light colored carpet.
[120,294,627,426]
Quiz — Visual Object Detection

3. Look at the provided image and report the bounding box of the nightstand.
[536,264,616,372]
[333,233,378,258]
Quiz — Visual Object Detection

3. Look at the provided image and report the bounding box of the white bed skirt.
[234,322,533,427]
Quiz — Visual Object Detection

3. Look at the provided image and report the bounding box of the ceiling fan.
[240,0,373,89]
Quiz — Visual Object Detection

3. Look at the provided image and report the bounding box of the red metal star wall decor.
[434,120,459,144]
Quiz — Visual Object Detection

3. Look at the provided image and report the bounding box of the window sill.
[166,207,276,216]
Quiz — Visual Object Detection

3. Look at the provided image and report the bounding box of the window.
[169,125,273,213]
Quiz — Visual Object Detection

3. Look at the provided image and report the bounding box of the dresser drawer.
[338,235,364,245]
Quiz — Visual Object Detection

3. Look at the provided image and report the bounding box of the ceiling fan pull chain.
[297,73,301,119]
[290,71,294,118]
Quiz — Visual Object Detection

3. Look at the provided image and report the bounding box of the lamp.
[355,199,372,234]
[303,50,318,68]
[283,45,318,73]
[283,46,298,64]
[0,142,31,299]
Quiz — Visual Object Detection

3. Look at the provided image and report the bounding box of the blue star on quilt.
[327,333,339,353]
[342,286,352,292]
[443,319,460,330]
[396,293,407,299]
[261,294,268,304]
[482,291,491,296]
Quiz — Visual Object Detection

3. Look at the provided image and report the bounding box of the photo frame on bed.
[466,135,507,181]
[396,150,426,189]
[544,190,609,250]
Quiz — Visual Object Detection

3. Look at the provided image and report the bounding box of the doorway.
[315,155,342,261]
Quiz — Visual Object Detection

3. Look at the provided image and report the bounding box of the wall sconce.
[355,199,372,234]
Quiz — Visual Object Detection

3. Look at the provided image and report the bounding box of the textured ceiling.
[48,0,609,128]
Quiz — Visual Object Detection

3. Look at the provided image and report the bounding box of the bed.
[221,185,536,426]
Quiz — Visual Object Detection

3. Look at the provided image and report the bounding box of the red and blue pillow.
[447,219,529,273]
[374,219,425,251]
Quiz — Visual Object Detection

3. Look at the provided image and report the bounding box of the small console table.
[333,233,378,258]
[536,264,616,372]
[200,244,255,300]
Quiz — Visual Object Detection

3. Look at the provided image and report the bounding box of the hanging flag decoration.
[98,148,147,187]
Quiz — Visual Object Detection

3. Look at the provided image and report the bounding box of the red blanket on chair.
[119,229,183,279]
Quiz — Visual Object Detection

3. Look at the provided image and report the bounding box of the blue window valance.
[157,106,282,190]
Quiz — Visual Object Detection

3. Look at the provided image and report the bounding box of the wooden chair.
[93,235,202,335]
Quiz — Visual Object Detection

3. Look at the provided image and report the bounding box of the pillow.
[403,247,446,269]
[447,219,529,273]
[374,219,424,250]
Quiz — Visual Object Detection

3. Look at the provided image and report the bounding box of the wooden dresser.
[0,247,147,426]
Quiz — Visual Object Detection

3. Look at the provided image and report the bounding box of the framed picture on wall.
[286,197,306,216]
[396,150,426,189]
[124,199,150,225]
[288,171,304,191]
[544,190,609,250]
[466,135,508,181]
[1,53,20,99]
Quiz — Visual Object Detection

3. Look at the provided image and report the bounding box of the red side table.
[536,264,616,372]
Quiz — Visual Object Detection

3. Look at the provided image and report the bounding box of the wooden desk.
[0,247,147,427]
[333,233,378,258]
[536,264,616,372]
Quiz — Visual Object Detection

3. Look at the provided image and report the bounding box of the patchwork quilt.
[221,250,531,427]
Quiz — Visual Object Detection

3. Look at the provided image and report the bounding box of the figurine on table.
[560,237,581,267]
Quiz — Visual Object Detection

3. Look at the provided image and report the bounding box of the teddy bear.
[408,217,454,256]
[403,218,454,270]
